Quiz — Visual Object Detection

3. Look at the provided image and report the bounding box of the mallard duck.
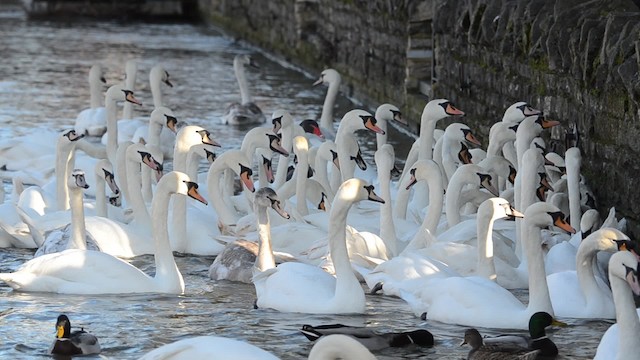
[301,324,434,351]
[50,314,101,356]
[461,328,540,360]
[483,312,566,358]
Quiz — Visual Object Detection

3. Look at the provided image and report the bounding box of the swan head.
[267,134,289,156]
[195,129,221,148]
[253,187,290,219]
[150,65,173,87]
[584,228,636,254]
[234,54,258,69]
[480,198,524,222]
[100,166,119,195]
[502,101,541,122]
[313,68,341,87]
[422,99,465,122]
[69,169,89,190]
[89,64,106,85]
[445,123,481,147]
[293,135,309,154]
[523,202,575,233]
[256,149,275,183]
[62,129,85,143]
[271,109,293,134]
[337,178,385,204]
[300,119,325,139]
[128,143,164,182]
[149,106,178,133]
[375,103,407,125]
[579,209,601,239]
[405,160,442,191]
[609,250,640,296]
[238,163,255,193]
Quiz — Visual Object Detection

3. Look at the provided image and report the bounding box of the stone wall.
[198,0,640,234]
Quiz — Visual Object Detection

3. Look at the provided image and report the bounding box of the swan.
[311,68,342,138]
[445,164,499,228]
[122,142,164,230]
[499,101,542,167]
[0,171,208,294]
[253,178,384,314]
[433,122,481,185]
[170,125,220,254]
[309,140,340,202]
[32,170,100,257]
[74,64,107,137]
[300,323,433,350]
[335,109,385,182]
[547,228,634,318]
[209,187,290,283]
[399,99,465,212]
[400,202,575,329]
[374,103,406,150]
[239,126,289,191]
[206,150,256,228]
[50,314,101,356]
[594,250,640,360]
[137,333,376,360]
[121,59,138,120]
[222,54,266,125]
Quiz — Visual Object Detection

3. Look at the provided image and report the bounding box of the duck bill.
[154,168,164,182]
[351,151,367,171]
[458,145,473,165]
[165,115,178,134]
[507,206,524,219]
[240,171,255,193]
[332,152,340,170]
[446,103,465,116]
[312,76,324,86]
[272,118,282,134]
[523,105,542,116]
[551,318,568,327]
[394,112,408,125]
[103,169,120,194]
[536,185,547,202]
[368,192,385,204]
[164,79,173,88]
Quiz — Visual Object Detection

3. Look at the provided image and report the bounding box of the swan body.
[222,54,266,125]
[74,64,107,137]
[253,178,384,314]
[0,171,207,294]
[400,202,575,329]
[547,228,633,318]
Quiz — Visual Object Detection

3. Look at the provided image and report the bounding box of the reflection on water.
[0,1,610,359]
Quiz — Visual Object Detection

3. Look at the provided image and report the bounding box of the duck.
[221,54,266,125]
[461,328,541,360]
[253,178,384,314]
[482,311,566,358]
[594,250,640,360]
[209,187,290,283]
[300,323,433,351]
[0,171,208,294]
[399,202,575,329]
[50,314,101,356]
[73,64,107,137]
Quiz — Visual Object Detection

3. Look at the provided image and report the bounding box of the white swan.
[137,333,376,360]
[312,68,342,138]
[594,250,640,360]
[399,202,575,329]
[547,228,633,318]
[0,171,207,294]
[445,164,499,228]
[253,178,384,314]
[74,64,107,137]
[222,54,266,125]
[433,122,481,186]
[32,170,100,257]
[335,109,385,182]
[374,103,406,150]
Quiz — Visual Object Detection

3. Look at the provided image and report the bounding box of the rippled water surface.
[0,1,612,359]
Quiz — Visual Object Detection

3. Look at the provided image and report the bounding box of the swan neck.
[566,157,582,232]
[575,237,604,306]
[127,159,151,229]
[235,62,251,104]
[89,80,102,109]
[55,141,74,211]
[105,97,118,166]
[151,185,183,292]
[296,156,309,216]
[320,79,339,130]
[524,221,554,315]
[476,212,497,280]
[610,271,640,356]
[207,164,238,225]
[95,174,107,218]
[329,196,360,293]
[69,187,87,250]
[379,167,397,256]
[151,76,163,109]
[255,206,276,271]
[418,119,437,160]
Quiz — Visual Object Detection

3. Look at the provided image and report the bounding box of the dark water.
[0,1,610,359]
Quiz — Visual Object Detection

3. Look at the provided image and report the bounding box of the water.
[0,1,611,359]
